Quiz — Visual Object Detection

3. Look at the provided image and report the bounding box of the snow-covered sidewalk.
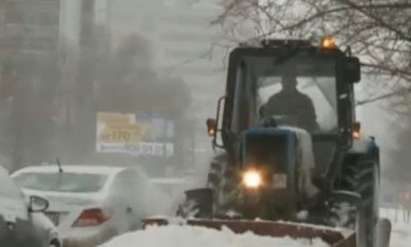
[100,224,329,247]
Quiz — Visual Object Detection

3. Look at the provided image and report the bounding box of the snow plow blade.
[143,218,355,247]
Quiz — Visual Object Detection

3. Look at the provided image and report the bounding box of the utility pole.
[8,0,61,171]
[71,0,96,163]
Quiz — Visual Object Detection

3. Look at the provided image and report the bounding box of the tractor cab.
[208,37,361,188]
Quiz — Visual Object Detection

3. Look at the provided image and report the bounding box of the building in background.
[0,0,225,174]
[56,0,195,175]
[109,0,226,103]
[108,0,227,173]
[0,0,61,170]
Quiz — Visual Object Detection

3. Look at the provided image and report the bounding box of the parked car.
[12,165,167,247]
[0,165,60,247]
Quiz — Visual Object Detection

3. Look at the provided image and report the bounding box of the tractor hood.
[240,127,296,176]
[240,126,319,198]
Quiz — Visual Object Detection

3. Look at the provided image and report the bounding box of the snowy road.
[381,208,411,247]
[390,222,411,247]
[100,208,410,247]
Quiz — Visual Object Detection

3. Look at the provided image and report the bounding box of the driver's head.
[280,73,298,91]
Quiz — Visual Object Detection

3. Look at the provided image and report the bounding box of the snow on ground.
[100,208,411,247]
[99,225,329,247]
[390,222,411,247]
[381,208,411,247]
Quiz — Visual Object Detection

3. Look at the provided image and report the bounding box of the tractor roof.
[236,37,344,56]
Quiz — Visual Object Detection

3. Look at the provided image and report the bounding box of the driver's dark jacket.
[261,89,318,132]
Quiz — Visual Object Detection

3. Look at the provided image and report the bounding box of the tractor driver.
[260,74,319,132]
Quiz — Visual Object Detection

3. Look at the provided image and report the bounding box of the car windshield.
[14,172,108,193]
[231,54,337,134]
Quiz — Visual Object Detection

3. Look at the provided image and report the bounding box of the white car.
[12,165,166,247]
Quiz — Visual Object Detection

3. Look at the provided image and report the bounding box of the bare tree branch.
[213,0,411,108]
[336,0,411,42]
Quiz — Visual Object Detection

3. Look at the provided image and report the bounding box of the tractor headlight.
[242,170,263,189]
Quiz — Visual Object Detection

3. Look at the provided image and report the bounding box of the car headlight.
[242,170,263,189]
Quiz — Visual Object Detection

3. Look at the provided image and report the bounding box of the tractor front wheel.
[339,157,379,247]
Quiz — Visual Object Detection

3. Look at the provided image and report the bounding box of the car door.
[0,167,45,247]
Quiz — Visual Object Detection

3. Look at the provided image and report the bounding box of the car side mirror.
[28,195,49,213]
[344,57,361,83]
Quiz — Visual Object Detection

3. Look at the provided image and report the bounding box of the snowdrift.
[100,224,329,247]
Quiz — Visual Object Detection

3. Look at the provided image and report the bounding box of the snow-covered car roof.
[12,165,129,176]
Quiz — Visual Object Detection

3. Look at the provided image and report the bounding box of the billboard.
[96,112,175,157]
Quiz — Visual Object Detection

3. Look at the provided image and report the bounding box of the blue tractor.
[148,37,391,247]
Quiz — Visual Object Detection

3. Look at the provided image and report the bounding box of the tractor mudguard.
[348,137,379,156]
